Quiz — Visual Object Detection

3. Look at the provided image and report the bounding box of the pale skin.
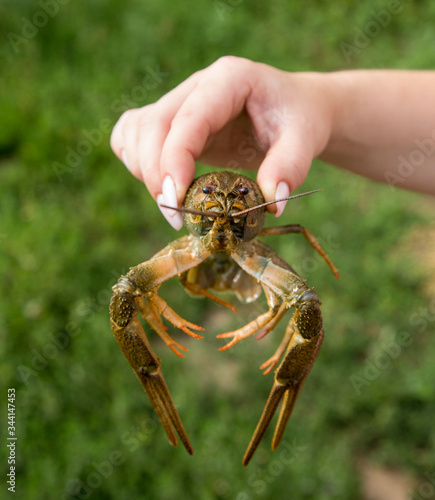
[110,56,435,229]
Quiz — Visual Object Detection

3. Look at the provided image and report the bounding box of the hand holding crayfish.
[111,57,435,227]
[110,170,339,465]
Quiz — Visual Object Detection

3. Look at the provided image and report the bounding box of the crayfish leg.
[217,285,281,350]
[259,321,295,375]
[258,224,340,278]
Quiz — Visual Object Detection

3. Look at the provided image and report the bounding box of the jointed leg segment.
[217,284,282,350]
[259,224,340,278]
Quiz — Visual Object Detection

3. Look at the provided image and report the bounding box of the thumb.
[256,134,313,216]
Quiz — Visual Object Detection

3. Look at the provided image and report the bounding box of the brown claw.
[242,381,303,466]
[243,384,287,466]
[243,322,324,466]
[139,368,193,454]
[110,294,194,455]
[272,388,300,451]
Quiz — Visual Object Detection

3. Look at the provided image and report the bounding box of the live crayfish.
[109,170,339,466]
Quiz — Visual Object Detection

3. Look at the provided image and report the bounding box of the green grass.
[1,1,435,499]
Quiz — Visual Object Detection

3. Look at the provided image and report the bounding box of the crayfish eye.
[202,184,217,194]
[239,187,249,196]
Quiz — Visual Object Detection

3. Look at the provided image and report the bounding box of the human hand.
[110,56,336,229]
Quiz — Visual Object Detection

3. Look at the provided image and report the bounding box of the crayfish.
[109,170,339,465]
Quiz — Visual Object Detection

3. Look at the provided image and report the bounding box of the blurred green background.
[1,1,435,499]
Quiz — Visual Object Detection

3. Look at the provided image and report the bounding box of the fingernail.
[274,181,290,218]
[157,194,183,230]
[121,150,131,171]
[162,176,178,216]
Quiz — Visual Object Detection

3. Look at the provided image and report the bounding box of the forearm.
[320,70,435,194]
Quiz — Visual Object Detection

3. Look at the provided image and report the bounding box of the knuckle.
[169,109,207,145]
[171,107,195,125]
[114,109,140,142]
[136,103,157,128]
[120,107,157,135]
[211,55,249,74]
[119,108,138,125]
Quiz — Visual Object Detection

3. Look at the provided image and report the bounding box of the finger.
[159,57,254,205]
[110,75,205,231]
[110,111,127,162]
[111,107,184,230]
[135,106,169,199]
[110,72,203,193]
[135,74,205,199]
[256,134,313,216]
[134,78,203,230]
[110,109,143,181]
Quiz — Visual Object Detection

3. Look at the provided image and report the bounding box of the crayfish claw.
[140,370,194,455]
[243,383,287,466]
[243,300,324,465]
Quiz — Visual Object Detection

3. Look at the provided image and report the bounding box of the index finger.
[159,56,255,205]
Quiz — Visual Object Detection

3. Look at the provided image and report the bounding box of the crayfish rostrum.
[109,170,339,465]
